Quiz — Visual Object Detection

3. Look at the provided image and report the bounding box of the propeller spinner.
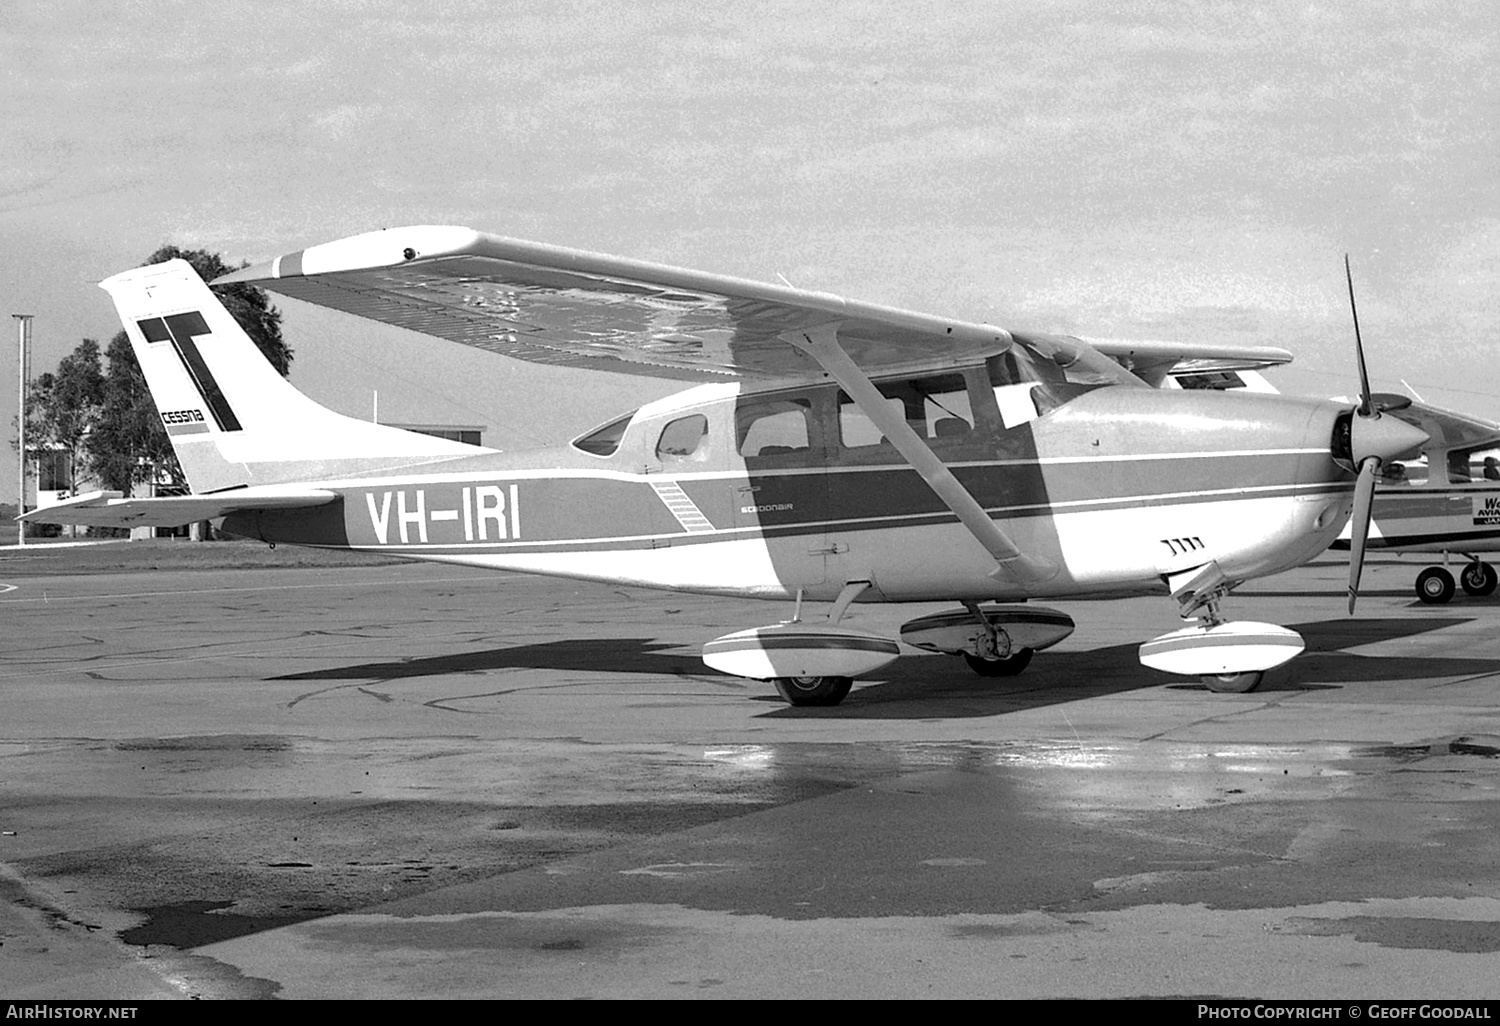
[1341,256,1429,613]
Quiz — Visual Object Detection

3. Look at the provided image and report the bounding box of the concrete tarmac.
[1,553,1498,999]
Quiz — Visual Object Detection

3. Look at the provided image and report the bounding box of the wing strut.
[785,323,1056,585]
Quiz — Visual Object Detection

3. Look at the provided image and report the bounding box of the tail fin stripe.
[138,312,243,432]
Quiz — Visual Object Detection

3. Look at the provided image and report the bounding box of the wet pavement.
[1,555,1498,998]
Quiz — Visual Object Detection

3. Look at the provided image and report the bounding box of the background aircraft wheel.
[1460,561,1498,597]
[1416,567,1455,604]
[1201,670,1264,694]
[773,675,853,707]
[962,648,1034,677]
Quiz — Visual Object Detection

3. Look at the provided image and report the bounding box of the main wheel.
[1201,670,1264,694]
[773,675,853,706]
[962,648,1034,677]
[1416,567,1456,604]
[1460,561,1497,597]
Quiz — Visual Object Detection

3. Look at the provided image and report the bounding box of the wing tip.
[211,225,483,285]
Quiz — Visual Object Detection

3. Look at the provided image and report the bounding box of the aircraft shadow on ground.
[1244,587,1500,607]
[1268,616,1500,687]
[272,638,696,681]
[271,615,1500,719]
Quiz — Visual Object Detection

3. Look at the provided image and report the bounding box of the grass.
[0,537,406,577]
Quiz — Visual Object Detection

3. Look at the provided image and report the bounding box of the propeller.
[1342,255,1429,613]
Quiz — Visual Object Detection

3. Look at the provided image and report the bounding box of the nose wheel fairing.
[1137,561,1305,692]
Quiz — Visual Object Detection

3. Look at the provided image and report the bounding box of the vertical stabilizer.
[101,260,488,493]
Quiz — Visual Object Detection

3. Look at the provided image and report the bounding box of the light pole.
[13,314,32,547]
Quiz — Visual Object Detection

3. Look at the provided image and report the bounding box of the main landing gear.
[1415,557,1497,605]
[701,587,1076,707]
[704,564,1310,705]
[963,648,1033,677]
[700,582,900,708]
[1137,562,1305,694]
[773,675,853,706]
[899,602,1073,678]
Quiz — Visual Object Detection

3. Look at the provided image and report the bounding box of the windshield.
[1011,332,1146,388]
[571,411,635,457]
[988,333,1143,424]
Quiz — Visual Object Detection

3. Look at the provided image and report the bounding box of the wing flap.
[215,226,1013,381]
[20,488,338,528]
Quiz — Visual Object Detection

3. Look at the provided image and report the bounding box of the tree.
[85,247,293,493]
[142,246,292,374]
[90,330,177,494]
[23,337,105,490]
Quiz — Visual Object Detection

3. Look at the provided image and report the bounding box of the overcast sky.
[3,0,1497,504]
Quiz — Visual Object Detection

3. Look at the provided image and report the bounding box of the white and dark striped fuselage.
[226,381,1356,606]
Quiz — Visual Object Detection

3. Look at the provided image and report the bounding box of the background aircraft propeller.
[1342,255,1429,613]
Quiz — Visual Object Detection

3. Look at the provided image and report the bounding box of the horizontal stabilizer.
[19,488,337,528]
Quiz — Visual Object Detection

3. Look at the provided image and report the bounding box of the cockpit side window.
[572,411,635,457]
[837,373,974,448]
[987,353,1059,424]
[656,414,709,462]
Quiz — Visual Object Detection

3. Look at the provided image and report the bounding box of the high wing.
[217,226,1068,581]
[19,488,337,529]
[1082,336,1293,388]
[214,225,1014,382]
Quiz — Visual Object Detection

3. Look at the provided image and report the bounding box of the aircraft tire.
[1201,670,1264,694]
[773,675,853,706]
[962,648,1034,677]
[1416,567,1456,604]
[1460,561,1498,597]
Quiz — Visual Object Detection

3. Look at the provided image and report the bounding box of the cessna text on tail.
[25,228,1426,704]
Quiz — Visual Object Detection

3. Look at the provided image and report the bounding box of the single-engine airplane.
[1329,398,1500,604]
[25,229,1428,704]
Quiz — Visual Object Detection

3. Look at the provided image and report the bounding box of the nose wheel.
[1460,560,1498,597]
[1201,670,1264,694]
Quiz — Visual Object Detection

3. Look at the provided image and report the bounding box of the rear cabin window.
[572,412,634,457]
[737,399,812,457]
[656,414,709,462]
